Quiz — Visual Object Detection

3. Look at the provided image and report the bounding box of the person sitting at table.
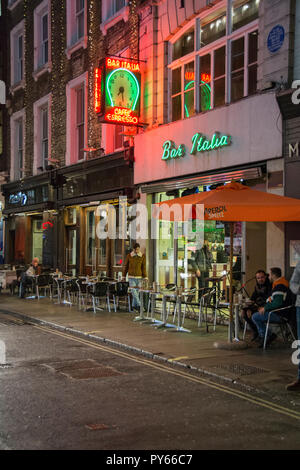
[19,257,40,298]
[122,243,147,312]
[252,267,292,348]
[241,269,272,341]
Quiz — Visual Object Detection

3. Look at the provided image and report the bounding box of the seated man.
[241,270,272,341]
[19,257,40,298]
[252,267,292,348]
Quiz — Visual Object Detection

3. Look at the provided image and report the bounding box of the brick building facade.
[1,0,140,276]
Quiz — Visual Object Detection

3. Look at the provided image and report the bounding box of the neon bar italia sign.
[94,57,141,126]
[161,132,231,160]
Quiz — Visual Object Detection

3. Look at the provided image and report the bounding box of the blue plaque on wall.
[267,25,285,53]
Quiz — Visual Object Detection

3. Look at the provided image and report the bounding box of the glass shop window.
[232,0,260,32]
[200,12,226,48]
[231,36,244,102]
[173,27,194,61]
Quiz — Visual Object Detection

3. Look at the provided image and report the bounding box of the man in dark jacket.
[241,270,272,341]
[252,267,291,347]
[191,239,213,290]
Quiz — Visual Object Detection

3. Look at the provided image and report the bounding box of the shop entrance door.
[84,206,131,278]
[66,227,77,276]
[32,218,43,261]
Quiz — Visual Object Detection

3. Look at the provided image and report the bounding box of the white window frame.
[66,0,87,58]
[167,0,259,122]
[10,109,25,181]
[7,0,23,11]
[10,20,25,90]
[33,0,51,80]
[101,0,129,35]
[33,93,51,174]
[66,72,88,165]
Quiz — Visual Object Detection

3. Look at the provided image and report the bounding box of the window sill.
[7,0,23,11]
[65,36,88,59]
[32,62,52,82]
[100,6,130,36]
[10,80,25,95]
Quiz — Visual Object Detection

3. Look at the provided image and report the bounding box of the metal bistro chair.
[64,278,80,307]
[92,282,111,313]
[76,279,90,310]
[115,281,131,312]
[263,306,296,350]
[35,274,53,300]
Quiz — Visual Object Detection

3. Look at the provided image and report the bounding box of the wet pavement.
[1,309,300,450]
[0,292,299,403]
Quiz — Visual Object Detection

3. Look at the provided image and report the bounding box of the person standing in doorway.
[123,243,147,311]
[287,260,300,391]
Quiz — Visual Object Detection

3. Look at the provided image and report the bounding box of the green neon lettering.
[197,136,204,152]
[178,145,185,157]
[210,133,217,149]
[162,140,172,160]
[163,133,231,160]
[201,140,210,151]
[171,148,177,158]
[220,135,228,146]
[190,133,199,154]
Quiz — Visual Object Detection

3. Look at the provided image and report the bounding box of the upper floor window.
[10,20,24,86]
[101,0,129,34]
[10,109,25,181]
[34,1,50,72]
[231,30,258,101]
[76,85,85,161]
[232,0,260,32]
[76,0,85,40]
[16,119,23,179]
[8,0,22,10]
[66,73,87,165]
[104,0,126,21]
[33,94,51,173]
[200,11,226,48]
[66,0,87,54]
[173,28,194,61]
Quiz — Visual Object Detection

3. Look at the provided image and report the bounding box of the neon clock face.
[106,68,140,110]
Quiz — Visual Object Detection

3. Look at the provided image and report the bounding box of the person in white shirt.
[19,257,39,298]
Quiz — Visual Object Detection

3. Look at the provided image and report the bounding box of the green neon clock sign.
[106,68,140,110]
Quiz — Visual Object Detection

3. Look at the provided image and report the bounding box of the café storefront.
[2,174,55,267]
[55,151,135,277]
[134,92,284,290]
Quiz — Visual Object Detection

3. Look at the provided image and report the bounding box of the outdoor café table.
[133,289,164,325]
[163,292,191,333]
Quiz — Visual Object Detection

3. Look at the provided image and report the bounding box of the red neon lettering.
[201,73,211,83]
[106,57,140,73]
[94,68,101,113]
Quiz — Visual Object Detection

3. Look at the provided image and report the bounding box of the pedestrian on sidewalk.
[123,243,147,312]
[287,260,300,392]
[252,267,291,348]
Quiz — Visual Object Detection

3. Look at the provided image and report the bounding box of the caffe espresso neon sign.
[161,132,231,160]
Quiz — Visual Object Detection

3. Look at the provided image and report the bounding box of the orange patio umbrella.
[153,182,300,339]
